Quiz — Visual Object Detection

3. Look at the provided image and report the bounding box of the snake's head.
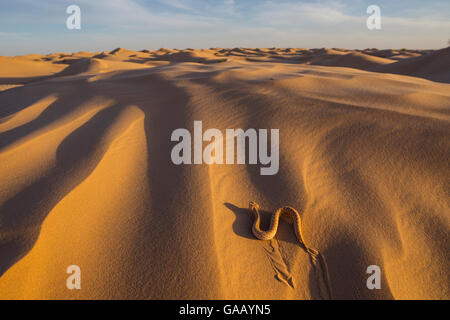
[249,201,260,210]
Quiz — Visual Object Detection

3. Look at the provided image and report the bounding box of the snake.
[249,201,333,299]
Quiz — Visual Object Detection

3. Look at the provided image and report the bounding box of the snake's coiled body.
[249,201,333,299]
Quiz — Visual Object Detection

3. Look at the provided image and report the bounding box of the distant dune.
[371,47,450,83]
[0,47,448,299]
[312,52,394,70]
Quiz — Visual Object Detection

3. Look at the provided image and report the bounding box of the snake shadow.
[224,203,299,246]
[224,203,254,240]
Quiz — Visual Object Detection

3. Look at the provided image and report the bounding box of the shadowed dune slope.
[58,58,108,76]
[372,47,450,83]
[0,48,449,299]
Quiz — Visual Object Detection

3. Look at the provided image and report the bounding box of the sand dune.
[58,58,108,76]
[58,58,147,76]
[312,52,394,70]
[0,56,66,82]
[372,47,450,83]
[0,47,449,299]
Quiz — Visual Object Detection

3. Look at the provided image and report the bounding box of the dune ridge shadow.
[0,103,136,277]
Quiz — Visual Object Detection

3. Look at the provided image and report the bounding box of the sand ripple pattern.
[249,201,333,299]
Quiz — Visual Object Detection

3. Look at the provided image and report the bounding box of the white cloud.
[158,0,197,11]
[255,1,361,26]
[79,0,213,28]
[383,15,450,30]
[1,0,449,55]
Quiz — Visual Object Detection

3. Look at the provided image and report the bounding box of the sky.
[0,0,449,55]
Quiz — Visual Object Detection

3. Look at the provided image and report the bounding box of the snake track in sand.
[249,201,333,299]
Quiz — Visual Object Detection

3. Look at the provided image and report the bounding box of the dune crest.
[313,52,394,70]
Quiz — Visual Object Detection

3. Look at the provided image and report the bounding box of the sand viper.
[249,201,333,299]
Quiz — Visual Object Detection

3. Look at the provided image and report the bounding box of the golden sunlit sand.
[0,47,449,299]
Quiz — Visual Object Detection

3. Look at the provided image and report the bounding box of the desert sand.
[0,47,449,299]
